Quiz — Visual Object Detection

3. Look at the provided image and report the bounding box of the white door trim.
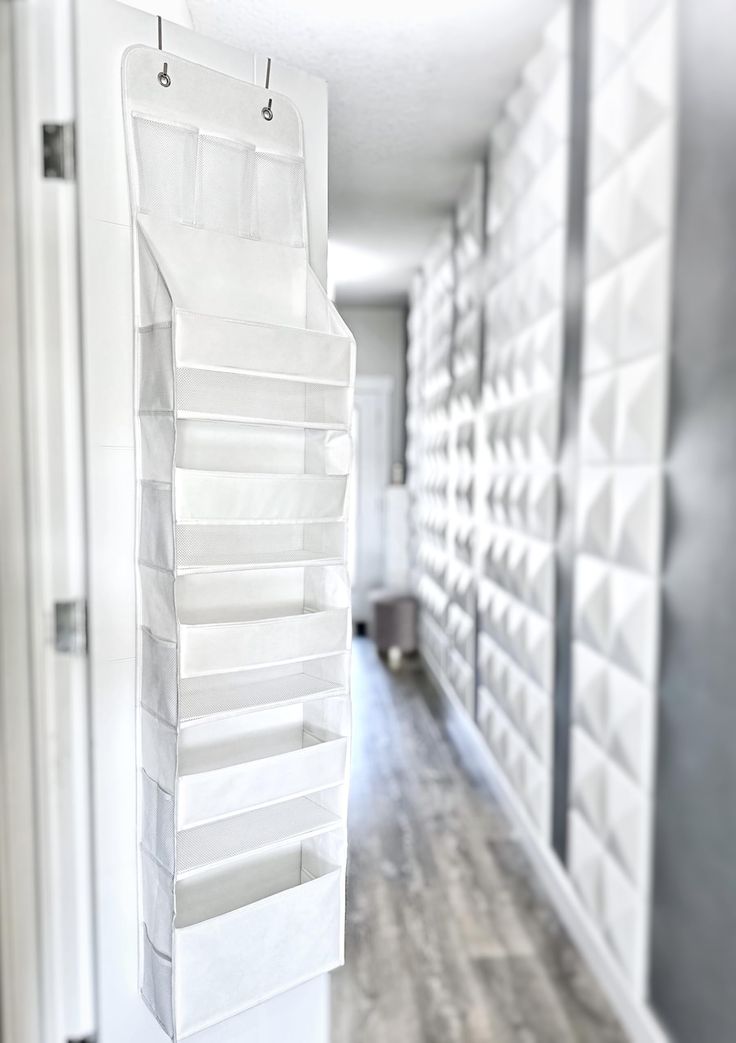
[1,1,97,1040]
[0,10,44,1043]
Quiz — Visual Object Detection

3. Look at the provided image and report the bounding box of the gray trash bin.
[369,590,418,660]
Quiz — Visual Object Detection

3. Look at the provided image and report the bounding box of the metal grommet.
[261,104,273,121]
[158,62,171,88]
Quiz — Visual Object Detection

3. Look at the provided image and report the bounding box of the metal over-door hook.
[261,57,273,121]
[157,16,171,87]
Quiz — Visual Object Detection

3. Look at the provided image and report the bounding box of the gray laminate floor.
[331,638,629,1043]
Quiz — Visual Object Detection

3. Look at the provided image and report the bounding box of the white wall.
[338,303,407,468]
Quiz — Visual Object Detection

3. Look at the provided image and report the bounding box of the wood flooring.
[331,638,629,1043]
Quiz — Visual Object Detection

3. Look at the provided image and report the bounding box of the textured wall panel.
[475,6,571,840]
[446,166,485,715]
[407,227,455,683]
[568,0,675,995]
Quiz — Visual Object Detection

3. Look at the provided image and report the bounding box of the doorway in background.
[351,375,393,625]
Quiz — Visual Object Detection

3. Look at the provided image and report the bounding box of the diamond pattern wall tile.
[570,0,674,996]
[607,664,656,789]
[579,371,617,462]
[614,355,666,462]
[571,726,608,834]
[569,809,605,919]
[474,7,570,845]
[619,238,670,361]
[583,269,621,373]
[573,642,610,745]
[610,469,663,574]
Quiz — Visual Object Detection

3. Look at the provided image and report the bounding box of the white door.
[352,376,393,623]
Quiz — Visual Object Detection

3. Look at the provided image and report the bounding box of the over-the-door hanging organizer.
[123,43,355,1039]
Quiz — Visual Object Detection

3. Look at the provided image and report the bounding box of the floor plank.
[331,638,629,1043]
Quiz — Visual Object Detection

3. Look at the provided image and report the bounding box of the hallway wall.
[649,0,736,1038]
[404,1,709,1040]
[338,303,408,469]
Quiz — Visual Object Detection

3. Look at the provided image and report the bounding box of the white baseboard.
[420,653,671,1043]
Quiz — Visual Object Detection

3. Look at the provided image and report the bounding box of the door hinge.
[42,121,76,180]
[54,599,87,655]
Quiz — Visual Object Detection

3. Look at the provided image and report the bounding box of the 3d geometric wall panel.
[446,165,485,715]
[124,49,354,1038]
[568,0,675,995]
[475,6,570,840]
[409,227,456,686]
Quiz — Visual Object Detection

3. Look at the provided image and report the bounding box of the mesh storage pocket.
[133,115,197,224]
[141,707,177,794]
[254,151,306,247]
[140,769,175,875]
[142,925,174,1038]
[141,852,175,956]
[140,414,175,483]
[177,795,341,874]
[196,133,256,237]
[141,627,178,725]
[140,564,176,641]
[139,323,174,411]
[140,481,174,571]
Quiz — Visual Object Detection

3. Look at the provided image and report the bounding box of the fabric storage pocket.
[175,310,353,387]
[177,698,349,828]
[175,421,351,477]
[139,482,175,573]
[180,609,350,675]
[175,521,346,572]
[173,840,342,1036]
[176,565,351,676]
[139,323,174,412]
[141,924,174,1038]
[176,471,348,522]
[176,369,351,430]
[140,769,175,876]
[140,853,174,957]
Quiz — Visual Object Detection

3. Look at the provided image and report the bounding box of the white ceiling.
[187,0,559,304]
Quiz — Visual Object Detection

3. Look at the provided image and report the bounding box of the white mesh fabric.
[133,115,198,224]
[176,796,340,874]
[253,150,306,247]
[196,133,255,237]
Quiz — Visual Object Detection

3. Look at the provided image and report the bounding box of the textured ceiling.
[187,0,560,303]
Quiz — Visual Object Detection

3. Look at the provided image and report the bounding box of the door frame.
[0,2,96,1041]
[351,375,394,622]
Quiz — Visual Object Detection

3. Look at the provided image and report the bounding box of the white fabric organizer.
[123,46,355,1039]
